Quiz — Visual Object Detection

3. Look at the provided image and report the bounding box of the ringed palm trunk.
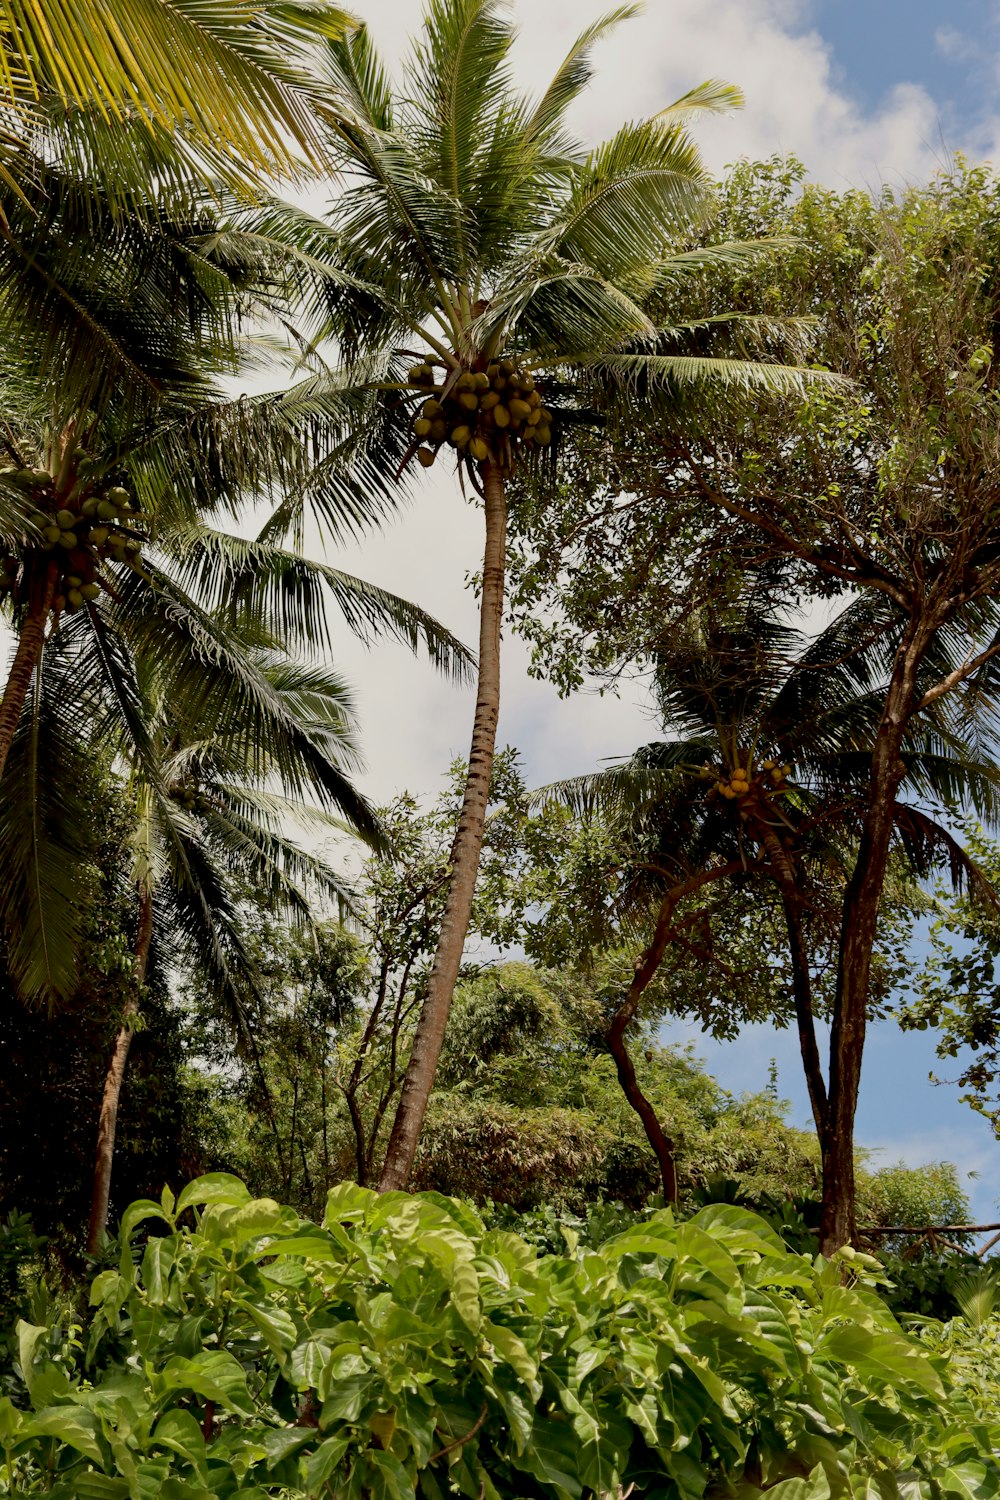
[0,560,58,781]
[378,462,507,1192]
[86,886,153,1252]
[755,825,828,1142]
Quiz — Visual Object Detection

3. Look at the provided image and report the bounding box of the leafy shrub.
[1,1175,997,1498]
[878,1251,985,1322]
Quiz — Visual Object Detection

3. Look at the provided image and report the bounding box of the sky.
[308,0,1000,1224]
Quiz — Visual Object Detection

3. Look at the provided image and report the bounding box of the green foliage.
[0,1215,45,1332]
[3,1174,996,1499]
[858,1162,972,1253]
[878,1253,983,1323]
[921,1311,1000,1428]
[0,794,191,1249]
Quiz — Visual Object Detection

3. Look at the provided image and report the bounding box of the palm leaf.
[0,0,353,182]
[522,6,641,157]
[163,524,474,680]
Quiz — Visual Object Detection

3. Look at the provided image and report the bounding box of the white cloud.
[935,25,974,62]
[365,0,947,187]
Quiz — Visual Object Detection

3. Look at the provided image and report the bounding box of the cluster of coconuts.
[172,782,202,812]
[406,357,552,470]
[700,757,793,805]
[0,470,146,614]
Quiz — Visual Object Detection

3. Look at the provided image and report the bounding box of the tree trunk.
[86,886,153,1253]
[756,825,828,1141]
[606,1016,678,1203]
[0,561,57,782]
[819,639,921,1255]
[378,463,506,1192]
[604,862,743,1203]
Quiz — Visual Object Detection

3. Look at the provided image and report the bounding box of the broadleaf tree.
[508,159,1000,1250]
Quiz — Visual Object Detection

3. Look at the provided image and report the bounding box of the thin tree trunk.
[86,886,153,1252]
[378,463,506,1192]
[607,1019,678,1203]
[756,825,828,1140]
[0,561,57,782]
[819,639,921,1254]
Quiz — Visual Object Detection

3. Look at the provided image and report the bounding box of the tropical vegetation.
[0,0,999,1491]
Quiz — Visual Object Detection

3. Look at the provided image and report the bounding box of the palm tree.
[0,109,474,774]
[256,0,819,1190]
[539,582,1000,1221]
[74,612,371,1250]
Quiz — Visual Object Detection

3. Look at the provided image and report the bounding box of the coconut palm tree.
[538,581,1000,1218]
[252,0,822,1190]
[0,121,473,783]
[69,608,372,1250]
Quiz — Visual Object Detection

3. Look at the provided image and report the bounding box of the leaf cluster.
[5,1173,996,1499]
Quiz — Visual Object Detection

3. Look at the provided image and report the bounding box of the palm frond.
[522,6,641,157]
[551,115,715,279]
[163,524,475,680]
[0,0,353,182]
[654,79,745,122]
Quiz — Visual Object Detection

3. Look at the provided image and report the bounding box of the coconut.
[457,391,479,411]
[493,405,510,428]
[414,418,432,437]
[450,425,471,447]
[57,531,77,548]
[417,447,436,467]
[468,436,489,461]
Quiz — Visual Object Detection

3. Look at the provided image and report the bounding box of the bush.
[2,1175,997,1498]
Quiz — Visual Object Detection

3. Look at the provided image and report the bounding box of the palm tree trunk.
[0,561,57,782]
[378,462,506,1192]
[86,886,153,1252]
[756,825,828,1140]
